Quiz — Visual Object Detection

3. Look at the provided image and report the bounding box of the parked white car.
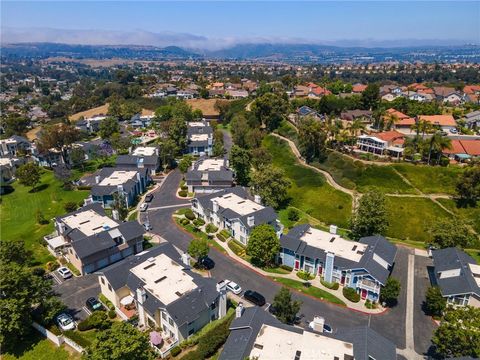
[57,267,72,279]
[139,203,148,212]
[56,313,76,331]
[225,280,242,295]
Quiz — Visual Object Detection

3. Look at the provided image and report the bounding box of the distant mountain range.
[2,42,480,63]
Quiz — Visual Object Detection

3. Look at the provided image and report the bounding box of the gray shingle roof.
[432,247,480,297]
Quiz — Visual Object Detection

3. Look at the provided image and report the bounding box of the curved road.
[141,169,438,357]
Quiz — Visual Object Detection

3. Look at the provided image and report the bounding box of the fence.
[31,321,84,353]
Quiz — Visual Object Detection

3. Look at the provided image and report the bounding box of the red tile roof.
[464,85,480,94]
[460,139,480,156]
[352,84,368,93]
[443,140,466,154]
[375,130,405,142]
[418,115,456,127]
[385,108,416,126]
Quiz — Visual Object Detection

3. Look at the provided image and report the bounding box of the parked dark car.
[199,257,215,270]
[145,194,154,203]
[86,297,104,312]
[244,290,266,307]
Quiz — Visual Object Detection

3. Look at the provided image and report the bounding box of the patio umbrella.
[120,295,134,306]
[150,331,163,346]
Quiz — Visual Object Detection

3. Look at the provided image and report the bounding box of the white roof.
[99,170,138,186]
[190,134,209,142]
[469,263,480,287]
[130,253,197,305]
[188,121,206,127]
[61,209,119,236]
[212,192,264,216]
[300,228,367,262]
[249,325,354,360]
[132,147,157,156]
[46,235,68,249]
[196,158,224,171]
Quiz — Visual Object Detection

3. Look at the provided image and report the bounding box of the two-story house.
[116,146,161,176]
[98,243,227,357]
[191,187,282,245]
[0,135,31,157]
[356,130,405,158]
[431,247,480,308]
[45,203,144,274]
[278,224,397,302]
[187,121,213,156]
[185,157,233,194]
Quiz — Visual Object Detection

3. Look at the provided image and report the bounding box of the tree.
[0,113,30,137]
[110,134,131,154]
[98,117,120,139]
[229,145,251,186]
[426,131,451,165]
[350,191,389,240]
[456,165,480,207]
[158,139,177,172]
[361,84,380,110]
[212,129,225,157]
[250,165,291,209]
[425,286,447,317]
[70,147,86,169]
[380,277,401,306]
[230,114,250,148]
[0,240,31,265]
[188,238,209,261]
[251,147,272,170]
[428,217,475,249]
[16,162,41,191]
[84,322,155,360]
[178,155,193,174]
[272,287,302,324]
[432,306,480,358]
[37,123,80,166]
[112,192,128,220]
[297,116,327,162]
[246,224,280,267]
[250,93,287,131]
[54,165,72,188]
[168,116,188,153]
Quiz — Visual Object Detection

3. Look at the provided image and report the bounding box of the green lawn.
[271,277,346,306]
[314,152,416,194]
[437,198,480,235]
[3,331,71,360]
[263,136,352,228]
[275,120,298,144]
[1,170,89,265]
[385,196,451,243]
[393,163,463,195]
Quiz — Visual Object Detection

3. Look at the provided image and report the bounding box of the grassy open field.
[186,98,225,118]
[393,163,462,195]
[314,152,416,194]
[263,135,352,228]
[437,198,480,234]
[1,170,89,265]
[3,331,73,360]
[385,197,451,243]
[68,103,110,121]
[275,120,298,144]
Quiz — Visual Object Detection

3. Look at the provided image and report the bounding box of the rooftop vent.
[253,344,263,350]
[294,350,302,360]
[356,250,364,255]
[352,245,357,251]
[147,257,155,263]
[143,263,155,270]
[330,237,335,243]
[154,276,167,284]
[175,291,183,297]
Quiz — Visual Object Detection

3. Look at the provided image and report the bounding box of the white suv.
[56,313,76,331]
[57,267,73,279]
[225,280,242,295]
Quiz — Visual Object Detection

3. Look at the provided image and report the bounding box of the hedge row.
[205,223,218,234]
[321,280,340,290]
[227,240,246,258]
[98,294,115,311]
[63,330,92,348]
[296,270,314,281]
[342,287,361,303]
[184,209,196,220]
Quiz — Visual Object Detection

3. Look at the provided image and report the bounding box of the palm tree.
[427,132,452,165]
[347,119,366,139]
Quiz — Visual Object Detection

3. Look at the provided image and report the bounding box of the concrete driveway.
[54,274,100,321]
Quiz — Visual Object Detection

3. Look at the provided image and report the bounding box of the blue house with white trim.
[278,224,397,302]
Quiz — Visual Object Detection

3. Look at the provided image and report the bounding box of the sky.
[1,1,479,48]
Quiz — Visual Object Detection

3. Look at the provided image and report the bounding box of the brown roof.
[460,139,480,156]
[375,130,405,142]
[418,115,456,127]
[443,140,466,154]
[463,85,480,94]
[352,84,368,93]
[385,108,415,126]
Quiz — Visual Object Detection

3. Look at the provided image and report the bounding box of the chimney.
[254,195,262,204]
[312,316,325,332]
[117,184,123,192]
[329,225,337,235]
[59,222,65,234]
[136,287,147,304]
[112,209,119,221]
[155,148,159,156]
[212,200,219,213]
[181,252,191,266]
[136,172,141,182]
[235,303,244,318]
[247,215,255,227]
[216,280,227,293]
[95,175,100,184]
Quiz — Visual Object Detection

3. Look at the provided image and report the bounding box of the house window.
[163,325,167,333]
[147,317,156,328]
[162,312,167,321]
[108,284,112,291]
[101,278,105,285]
[169,318,174,326]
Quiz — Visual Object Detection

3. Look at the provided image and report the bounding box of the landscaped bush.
[48,324,62,336]
[184,209,196,220]
[321,280,339,290]
[216,233,227,242]
[178,190,188,197]
[98,294,115,311]
[108,309,116,319]
[32,267,46,277]
[287,208,300,221]
[218,229,231,239]
[296,270,314,281]
[46,261,59,271]
[181,185,188,191]
[170,346,181,357]
[343,287,361,303]
[280,264,293,272]
[76,185,92,191]
[205,223,218,234]
[180,218,190,225]
[193,218,205,227]
[63,201,78,213]
[228,240,246,257]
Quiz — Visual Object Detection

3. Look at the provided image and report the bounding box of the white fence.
[31,321,84,353]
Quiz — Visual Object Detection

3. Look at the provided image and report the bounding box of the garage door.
[97,257,109,269]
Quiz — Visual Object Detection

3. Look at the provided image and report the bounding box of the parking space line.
[83,306,92,316]
[51,272,62,285]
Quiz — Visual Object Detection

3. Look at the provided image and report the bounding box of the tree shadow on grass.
[0,185,15,195]
[2,328,45,358]
[28,183,49,193]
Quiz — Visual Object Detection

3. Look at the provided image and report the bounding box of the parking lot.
[53,274,100,321]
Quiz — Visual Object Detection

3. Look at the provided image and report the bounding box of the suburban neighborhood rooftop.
[132,146,157,156]
[98,170,138,186]
[212,192,264,216]
[196,158,225,171]
[61,209,118,237]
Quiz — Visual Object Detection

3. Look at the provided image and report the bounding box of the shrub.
[206,223,218,234]
[85,311,111,330]
[77,319,93,331]
[184,209,196,220]
[228,240,246,257]
[321,280,339,290]
[35,209,49,225]
[78,200,85,208]
[180,218,190,225]
[216,233,226,242]
[287,208,300,222]
[64,201,78,213]
[46,261,59,271]
[181,185,188,191]
[32,267,46,277]
[98,294,115,311]
[108,309,116,319]
[193,218,205,227]
[343,287,360,303]
[178,190,188,197]
[63,330,92,348]
[280,264,293,272]
[48,325,62,336]
[296,270,314,281]
[76,185,92,191]
[170,346,181,357]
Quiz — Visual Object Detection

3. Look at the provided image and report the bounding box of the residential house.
[293,105,322,124]
[464,110,480,130]
[130,114,154,128]
[191,187,282,246]
[307,82,331,98]
[219,305,396,360]
[45,203,144,274]
[418,114,457,132]
[80,167,150,208]
[340,109,373,122]
[352,83,368,93]
[187,121,213,156]
[76,115,105,134]
[279,225,397,302]
[116,146,160,175]
[431,247,480,308]
[385,108,416,132]
[185,157,233,193]
[225,89,249,99]
[73,139,115,161]
[356,130,405,158]
[442,139,480,161]
[0,135,31,157]
[0,157,25,185]
[98,243,227,357]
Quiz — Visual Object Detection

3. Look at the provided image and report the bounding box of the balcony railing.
[357,279,380,292]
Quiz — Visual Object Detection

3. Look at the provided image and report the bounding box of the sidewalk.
[175,213,385,315]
